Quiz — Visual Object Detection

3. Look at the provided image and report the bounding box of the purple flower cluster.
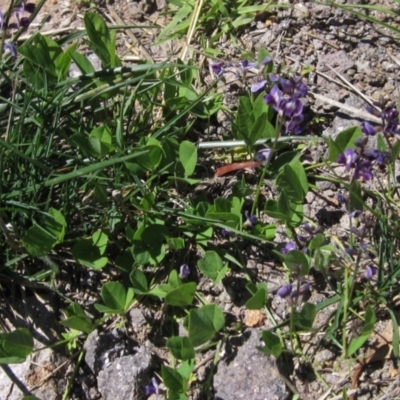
[0,0,36,58]
[208,56,308,135]
[264,75,308,135]
[338,96,398,182]
[337,136,390,183]
[277,282,311,299]
[365,96,400,137]
[344,211,378,280]
[279,223,322,256]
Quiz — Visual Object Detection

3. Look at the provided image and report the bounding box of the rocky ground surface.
[1,0,400,399]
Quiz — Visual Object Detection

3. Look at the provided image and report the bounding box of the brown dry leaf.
[364,320,395,365]
[389,365,398,378]
[244,310,265,327]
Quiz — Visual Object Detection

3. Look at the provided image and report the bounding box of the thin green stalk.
[62,349,85,400]
[342,264,349,357]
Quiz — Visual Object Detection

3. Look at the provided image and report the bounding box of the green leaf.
[0,329,34,364]
[308,233,326,251]
[293,303,316,331]
[259,330,283,357]
[89,125,115,157]
[60,315,95,335]
[95,282,134,314]
[166,336,195,360]
[276,164,306,203]
[162,365,185,392]
[197,251,224,281]
[349,180,364,213]
[61,303,95,334]
[70,51,95,74]
[92,231,108,256]
[187,304,225,347]
[328,126,362,162]
[72,238,108,270]
[22,225,56,257]
[44,208,67,244]
[245,283,267,310]
[84,13,112,67]
[234,96,254,142]
[264,199,287,221]
[167,237,185,250]
[285,250,310,275]
[289,158,309,196]
[135,142,163,171]
[347,306,376,356]
[55,46,73,80]
[165,282,197,307]
[179,141,197,176]
[115,250,134,273]
[130,269,149,294]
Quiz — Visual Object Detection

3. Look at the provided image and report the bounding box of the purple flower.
[336,193,347,204]
[264,85,282,109]
[363,149,390,165]
[25,3,36,13]
[348,210,362,218]
[221,228,235,238]
[366,105,383,118]
[245,210,257,227]
[269,73,280,82]
[290,283,311,298]
[345,247,357,256]
[256,147,272,163]
[251,79,267,93]
[285,114,304,134]
[354,160,373,182]
[337,148,357,171]
[4,43,17,57]
[277,284,293,298]
[366,265,377,280]
[361,121,377,136]
[241,59,257,70]
[18,17,30,28]
[179,264,190,279]
[366,97,399,137]
[281,98,303,118]
[261,56,273,66]
[145,377,159,397]
[281,241,297,255]
[209,61,224,77]
[280,76,308,98]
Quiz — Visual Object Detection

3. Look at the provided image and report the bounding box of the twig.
[309,92,382,124]
[106,5,153,62]
[323,64,374,107]
[180,0,204,61]
[306,32,340,50]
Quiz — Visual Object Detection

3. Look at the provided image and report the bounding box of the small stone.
[129,308,147,329]
[213,330,289,399]
[97,350,153,400]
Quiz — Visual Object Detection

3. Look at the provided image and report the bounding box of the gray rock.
[129,308,147,330]
[97,349,153,400]
[84,329,138,374]
[317,51,355,85]
[213,329,289,400]
[322,94,366,139]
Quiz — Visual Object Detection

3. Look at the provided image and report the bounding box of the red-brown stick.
[215,161,263,177]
